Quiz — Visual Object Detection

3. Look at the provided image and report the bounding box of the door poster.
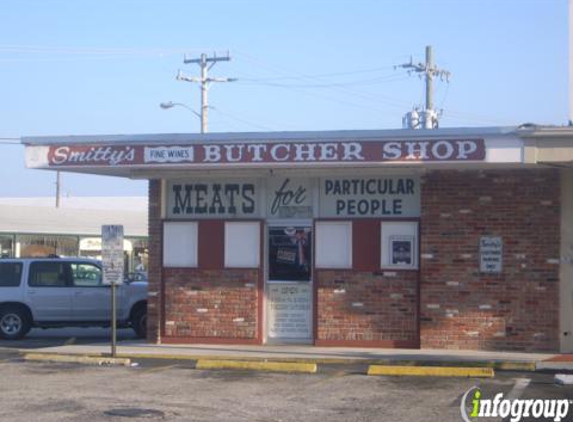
[268,227,312,282]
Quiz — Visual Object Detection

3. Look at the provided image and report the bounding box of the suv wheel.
[0,307,31,340]
[131,307,147,339]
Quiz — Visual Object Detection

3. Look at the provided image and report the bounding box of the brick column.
[146,179,162,343]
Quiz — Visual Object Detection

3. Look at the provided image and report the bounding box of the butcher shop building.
[22,125,573,352]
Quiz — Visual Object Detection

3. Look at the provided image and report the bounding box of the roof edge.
[21,126,518,146]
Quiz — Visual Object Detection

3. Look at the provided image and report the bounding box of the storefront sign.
[28,138,486,169]
[267,283,312,340]
[166,180,260,218]
[480,236,503,273]
[79,237,133,252]
[267,178,313,218]
[319,176,421,218]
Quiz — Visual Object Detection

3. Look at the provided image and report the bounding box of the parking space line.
[140,364,180,373]
[505,378,531,400]
[63,337,77,346]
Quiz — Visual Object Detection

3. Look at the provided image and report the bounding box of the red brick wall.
[420,169,560,352]
[316,270,419,346]
[148,169,561,351]
[146,185,262,343]
[163,269,259,340]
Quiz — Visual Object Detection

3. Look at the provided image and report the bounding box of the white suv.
[0,258,148,340]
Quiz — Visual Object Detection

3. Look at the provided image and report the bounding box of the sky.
[0,0,567,198]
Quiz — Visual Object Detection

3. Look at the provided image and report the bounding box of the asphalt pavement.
[1,329,573,421]
[0,356,571,422]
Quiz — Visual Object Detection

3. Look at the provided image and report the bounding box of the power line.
[237,73,411,88]
[237,65,397,82]
[209,106,275,131]
[0,45,218,55]
[235,52,414,114]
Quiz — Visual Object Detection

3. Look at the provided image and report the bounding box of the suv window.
[0,262,22,287]
[29,262,68,287]
[70,263,102,287]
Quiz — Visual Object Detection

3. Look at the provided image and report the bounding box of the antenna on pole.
[397,45,450,129]
[176,52,237,133]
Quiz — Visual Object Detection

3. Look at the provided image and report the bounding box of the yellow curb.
[196,359,317,373]
[367,365,494,378]
[491,362,536,372]
[24,353,131,367]
[112,353,360,364]
[113,354,533,370]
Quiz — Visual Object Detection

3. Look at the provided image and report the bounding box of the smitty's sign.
[28,138,486,168]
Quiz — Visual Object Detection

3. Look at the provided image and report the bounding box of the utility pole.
[569,0,573,125]
[176,52,237,133]
[398,45,450,129]
[55,171,61,208]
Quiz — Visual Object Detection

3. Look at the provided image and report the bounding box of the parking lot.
[0,329,571,422]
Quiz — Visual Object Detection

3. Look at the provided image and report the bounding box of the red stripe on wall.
[352,219,380,271]
[198,220,224,270]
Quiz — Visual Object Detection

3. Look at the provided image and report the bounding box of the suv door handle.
[74,291,83,296]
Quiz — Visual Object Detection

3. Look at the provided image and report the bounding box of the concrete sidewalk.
[18,340,564,371]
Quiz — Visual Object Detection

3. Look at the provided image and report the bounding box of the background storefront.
[0,198,148,272]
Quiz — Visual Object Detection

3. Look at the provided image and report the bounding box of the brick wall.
[316,270,419,347]
[420,169,561,352]
[146,181,262,343]
[163,268,259,340]
[148,169,561,351]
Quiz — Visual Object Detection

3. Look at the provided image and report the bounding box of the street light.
[159,101,204,132]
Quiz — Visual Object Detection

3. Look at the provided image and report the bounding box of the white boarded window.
[163,222,198,267]
[316,221,352,269]
[225,222,260,268]
[381,221,418,269]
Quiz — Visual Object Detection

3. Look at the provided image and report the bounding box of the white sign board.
[267,283,312,339]
[319,176,420,218]
[267,178,314,218]
[102,225,124,285]
[480,236,503,273]
[166,179,260,219]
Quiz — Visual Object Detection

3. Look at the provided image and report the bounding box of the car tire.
[0,306,31,340]
[131,306,147,339]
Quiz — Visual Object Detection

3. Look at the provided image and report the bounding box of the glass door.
[266,225,313,343]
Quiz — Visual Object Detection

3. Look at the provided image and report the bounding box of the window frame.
[69,262,104,288]
[315,220,353,269]
[0,262,23,287]
[163,221,199,268]
[224,221,261,269]
[380,221,419,270]
[28,261,71,288]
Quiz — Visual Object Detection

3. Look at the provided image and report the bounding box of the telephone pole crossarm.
[398,45,451,129]
[176,52,236,134]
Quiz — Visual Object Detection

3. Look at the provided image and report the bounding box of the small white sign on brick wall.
[480,236,503,273]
